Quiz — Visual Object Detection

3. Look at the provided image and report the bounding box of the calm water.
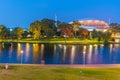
[0,43,120,64]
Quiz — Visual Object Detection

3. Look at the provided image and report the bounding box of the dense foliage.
[0,18,118,42]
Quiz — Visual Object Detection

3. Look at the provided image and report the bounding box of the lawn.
[0,65,120,80]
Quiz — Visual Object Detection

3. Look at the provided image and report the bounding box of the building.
[70,20,109,31]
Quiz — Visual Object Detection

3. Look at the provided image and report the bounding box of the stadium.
[70,20,109,31]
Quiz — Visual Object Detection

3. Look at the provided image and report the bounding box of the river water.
[0,43,120,64]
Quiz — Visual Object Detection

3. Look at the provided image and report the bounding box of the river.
[0,43,119,64]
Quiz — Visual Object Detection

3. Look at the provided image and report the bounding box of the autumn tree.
[0,25,10,39]
[58,23,73,37]
[13,27,24,39]
[29,20,42,40]
[71,21,81,37]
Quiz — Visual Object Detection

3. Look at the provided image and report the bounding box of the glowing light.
[17,43,22,57]
[33,43,39,62]
[110,44,113,54]
[71,45,76,64]
[71,20,109,29]
[40,44,44,59]
[10,28,13,31]
[83,45,87,64]
[21,50,24,54]
[58,44,62,48]
[87,45,92,64]
[103,29,107,32]
[94,44,98,54]
[63,45,67,62]
[25,43,30,62]
[83,45,87,54]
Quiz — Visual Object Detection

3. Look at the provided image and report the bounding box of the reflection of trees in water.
[43,44,54,64]
[102,45,111,64]
[0,43,120,64]
[33,43,40,63]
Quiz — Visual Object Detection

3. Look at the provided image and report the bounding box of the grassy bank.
[0,38,114,44]
[0,65,120,80]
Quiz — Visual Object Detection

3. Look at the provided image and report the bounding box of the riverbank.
[0,38,115,44]
[1,64,120,68]
[0,64,120,80]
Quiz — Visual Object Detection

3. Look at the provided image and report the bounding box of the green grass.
[0,65,120,80]
[0,38,108,44]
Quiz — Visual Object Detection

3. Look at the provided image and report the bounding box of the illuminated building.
[70,20,109,31]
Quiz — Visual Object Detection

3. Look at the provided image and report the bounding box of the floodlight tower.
[55,13,58,27]
[108,17,111,25]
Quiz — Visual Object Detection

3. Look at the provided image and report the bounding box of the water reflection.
[0,43,120,64]
[71,45,76,64]
[87,45,92,64]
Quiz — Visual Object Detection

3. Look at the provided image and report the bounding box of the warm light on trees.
[29,21,42,40]
[13,27,24,39]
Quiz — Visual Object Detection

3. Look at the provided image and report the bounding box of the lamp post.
[20,50,24,64]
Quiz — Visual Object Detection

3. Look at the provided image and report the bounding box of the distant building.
[70,20,109,31]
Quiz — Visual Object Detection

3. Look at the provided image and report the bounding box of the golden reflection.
[53,44,56,54]
[63,45,66,62]
[71,45,76,64]
[83,45,86,54]
[87,45,92,64]
[33,43,39,62]
[17,43,22,57]
[115,39,119,43]
[25,43,30,61]
[83,45,86,64]
[58,44,62,48]
[0,44,2,54]
[110,44,113,54]
[40,44,44,59]
[2,43,4,48]
[94,44,98,54]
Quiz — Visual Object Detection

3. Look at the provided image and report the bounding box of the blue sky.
[0,0,120,28]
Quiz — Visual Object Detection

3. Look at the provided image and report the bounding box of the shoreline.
[0,40,117,45]
[1,64,120,68]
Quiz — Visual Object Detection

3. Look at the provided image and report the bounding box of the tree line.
[0,18,119,41]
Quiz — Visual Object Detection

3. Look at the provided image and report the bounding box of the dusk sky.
[0,0,120,28]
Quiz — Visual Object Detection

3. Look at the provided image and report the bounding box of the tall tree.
[80,28,89,38]
[0,25,10,39]
[71,21,81,37]
[109,23,120,37]
[29,20,42,39]
[58,23,73,37]
[13,27,24,39]
[41,18,56,37]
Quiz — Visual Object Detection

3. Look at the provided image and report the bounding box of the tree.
[103,31,112,41]
[71,21,81,37]
[13,27,24,39]
[41,18,56,37]
[57,23,73,37]
[0,25,10,39]
[92,29,104,41]
[29,20,42,39]
[109,23,120,37]
[80,28,89,38]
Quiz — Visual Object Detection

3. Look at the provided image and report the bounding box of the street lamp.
[20,50,24,64]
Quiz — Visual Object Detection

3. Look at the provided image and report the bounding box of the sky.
[0,0,120,28]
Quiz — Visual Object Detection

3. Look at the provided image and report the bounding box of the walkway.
[1,64,120,68]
